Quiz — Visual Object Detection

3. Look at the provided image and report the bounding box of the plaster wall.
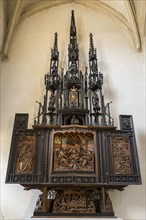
[0,4,145,220]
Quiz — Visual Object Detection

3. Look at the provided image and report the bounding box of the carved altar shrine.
[6,11,141,217]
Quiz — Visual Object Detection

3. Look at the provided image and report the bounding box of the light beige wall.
[1,4,145,220]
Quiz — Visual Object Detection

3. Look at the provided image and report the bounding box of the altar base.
[30,218,123,220]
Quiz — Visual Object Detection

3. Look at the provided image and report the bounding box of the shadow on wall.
[0,213,5,219]
[23,189,40,219]
[109,130,146,220]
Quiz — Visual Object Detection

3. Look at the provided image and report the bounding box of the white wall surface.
[1,4,145,220]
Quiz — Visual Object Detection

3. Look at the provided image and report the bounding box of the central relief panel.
[52,131,95,173]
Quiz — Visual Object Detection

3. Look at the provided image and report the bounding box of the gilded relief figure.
[53,132,94,172]
[54,143,94,171]
[56,146,68,169]
[53,190,95,213]
[16,136,36,173]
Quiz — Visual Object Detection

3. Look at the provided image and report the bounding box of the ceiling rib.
[125,0,142,52]
[1,0,23,61]
[0,0,144,61]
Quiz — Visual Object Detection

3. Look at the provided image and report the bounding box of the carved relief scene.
[34,188,114,215]
[53,189,96,213]
[15,135,36,174]
[53,132,95,172]
[112,136,133,175]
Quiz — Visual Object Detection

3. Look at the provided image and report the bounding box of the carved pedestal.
[33,187,114,217]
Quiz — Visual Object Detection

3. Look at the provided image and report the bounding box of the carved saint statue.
[71,115,79,125]
[48,92,55,111]
[92,91,100,112]
[69,62,78,79]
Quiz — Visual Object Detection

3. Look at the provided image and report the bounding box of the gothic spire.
[68,10,79,64]
[88,33,99,91]
[45,32,60,91]
[51,32,59,61]
[89,33,96,61]
[70,10,76,38]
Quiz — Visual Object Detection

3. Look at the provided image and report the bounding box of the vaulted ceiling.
[0,0,145,61]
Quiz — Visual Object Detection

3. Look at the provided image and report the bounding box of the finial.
[51,32,59,60]
[89,33,94,49]
[70,10,76,37]
[54,32,58,50]
[89,33,96,61]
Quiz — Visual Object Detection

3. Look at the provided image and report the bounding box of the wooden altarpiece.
[6,11,141,217]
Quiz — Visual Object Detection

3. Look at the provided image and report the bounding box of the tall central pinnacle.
[68,10,79,64]
[70,10,76,37]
